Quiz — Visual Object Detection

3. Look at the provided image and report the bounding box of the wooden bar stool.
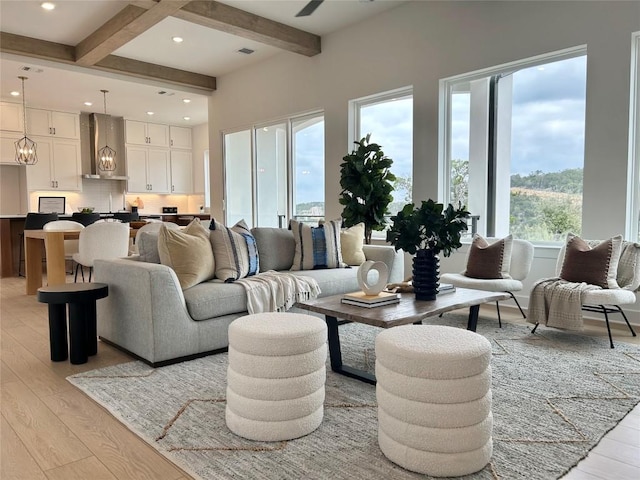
[37,283,108,364]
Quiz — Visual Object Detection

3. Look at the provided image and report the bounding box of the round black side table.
[37,283,108,365]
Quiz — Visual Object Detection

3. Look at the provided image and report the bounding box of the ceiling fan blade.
[295,0,324,17]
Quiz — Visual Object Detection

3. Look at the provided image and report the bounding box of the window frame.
[349,86,414,238]
[221,110,325,227]
[439,45,588,244]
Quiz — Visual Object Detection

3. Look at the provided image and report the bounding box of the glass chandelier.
[14,76,37,165]
[98,89,116,173]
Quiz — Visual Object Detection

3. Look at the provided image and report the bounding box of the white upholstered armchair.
[441,237,535,327]
[530,238,639,348]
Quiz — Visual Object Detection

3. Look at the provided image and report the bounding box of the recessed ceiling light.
[146,111,154,116]
[84,101,92,106]
[238,48,255,55]
[41,2,55,10]
[10,91,20,97]
[172,36,184,43]
[183,116,191,121]
[182,98,191,104]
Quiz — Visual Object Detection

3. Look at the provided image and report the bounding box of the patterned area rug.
[68,316,640,480]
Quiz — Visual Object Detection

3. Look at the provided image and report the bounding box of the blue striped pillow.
[209,219,259,281]
[290,219,346,270]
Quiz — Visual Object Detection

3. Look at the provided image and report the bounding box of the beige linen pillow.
[341,222,366,266]
[157,219,215,289]
[463,234,513,279]
[560,234,623,288]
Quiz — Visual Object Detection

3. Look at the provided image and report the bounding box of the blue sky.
[294,55,587,204]
[452,55,587,176]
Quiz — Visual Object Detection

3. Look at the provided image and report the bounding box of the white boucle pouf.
[226,312,327,442]
[375,325,493,477]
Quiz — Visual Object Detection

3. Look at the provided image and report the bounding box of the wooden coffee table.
[295,288,510,384]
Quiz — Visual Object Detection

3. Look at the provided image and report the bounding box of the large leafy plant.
[386,199,470,256]
[339,134,395,244]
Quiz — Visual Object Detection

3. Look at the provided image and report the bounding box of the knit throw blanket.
[527,278,600,331]
[234,271,322,314]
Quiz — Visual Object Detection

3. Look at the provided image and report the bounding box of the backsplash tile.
[29,179,206,215]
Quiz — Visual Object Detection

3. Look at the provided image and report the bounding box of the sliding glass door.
[224,129,252,226]
[255,122,287,227]
[223,112,325,228]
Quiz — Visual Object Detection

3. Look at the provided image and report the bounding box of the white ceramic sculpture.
[357,260,389,295]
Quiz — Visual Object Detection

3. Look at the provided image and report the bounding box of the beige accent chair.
[441,238,535,327]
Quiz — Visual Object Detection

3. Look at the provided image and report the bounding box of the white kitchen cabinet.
[0,133,22,165]
[26,108,79,139]
[126,146,170,193]
[26,137,81,191]
[170,126,192,149]
[170,150,193,193]
[0,102,23,132]
[125,120,169,147]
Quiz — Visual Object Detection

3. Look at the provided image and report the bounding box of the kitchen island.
[0,213,210,278]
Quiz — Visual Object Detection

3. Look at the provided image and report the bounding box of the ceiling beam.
[133,0,321,57]
[95,55,216,91]
[0,32,216,91]
[0,31,75,63]
[75,1,191,66]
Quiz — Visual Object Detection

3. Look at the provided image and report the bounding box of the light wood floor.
[1,275,638,480]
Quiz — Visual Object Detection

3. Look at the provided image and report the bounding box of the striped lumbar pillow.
[209,219,259,282]
[290,219,346,271]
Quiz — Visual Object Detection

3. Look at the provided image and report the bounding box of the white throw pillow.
[341,222,366,266]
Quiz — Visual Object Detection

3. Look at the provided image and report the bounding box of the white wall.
[192,122,208,195]
[208,1,640,320]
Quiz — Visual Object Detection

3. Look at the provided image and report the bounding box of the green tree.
[339,134,396,244]
[450,159,469,207]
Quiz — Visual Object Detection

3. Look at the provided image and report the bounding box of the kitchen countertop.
[0,213,209,219]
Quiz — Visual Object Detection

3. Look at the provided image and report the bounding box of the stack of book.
[341,291,401,308]
[438,283,456,295]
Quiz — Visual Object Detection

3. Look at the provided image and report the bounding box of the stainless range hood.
[81,112,128,180]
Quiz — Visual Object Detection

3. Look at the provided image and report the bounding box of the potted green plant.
[339,134,395,244]
[386,199,470,300]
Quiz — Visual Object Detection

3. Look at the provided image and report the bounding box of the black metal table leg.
[69,302,88,365]
[326,315,376,385]
[467,305,480,331]
[48,303,68,361]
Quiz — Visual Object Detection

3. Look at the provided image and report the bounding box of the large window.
[352,87,413,220]
[224,130,252,226]
[292,114,325,224]
[442,48,587,242]
[223,112,324,227]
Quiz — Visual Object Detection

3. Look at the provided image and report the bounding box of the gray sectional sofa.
[95,227,403,366]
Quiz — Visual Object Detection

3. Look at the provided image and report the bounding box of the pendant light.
[97,89,116,174]
[14,76,37,165]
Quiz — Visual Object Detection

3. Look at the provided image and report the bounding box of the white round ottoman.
[375,325,493,477]
[226,312,327,441]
